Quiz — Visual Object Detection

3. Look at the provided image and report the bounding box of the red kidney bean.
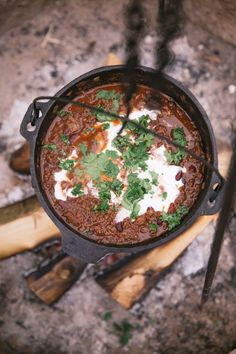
[168,203,176,213]
[189,164,197,173]
[175,171,183,181]
[115,222,123,232]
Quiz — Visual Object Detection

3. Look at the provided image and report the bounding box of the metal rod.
[201,135,236,303]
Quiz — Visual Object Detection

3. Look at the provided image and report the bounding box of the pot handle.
[61,230,110,264]
[199,171,225,216]
[20,101,49,142]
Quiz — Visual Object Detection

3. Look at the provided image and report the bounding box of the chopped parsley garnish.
[96,89,122,101]
[84,127,95,133]
[96,183,111,212]
[60,134,70,145]
[95,89,123,122]
[42,143,56,151]
[105,150,119,159]
[94,180,124,212]
[161,205,188,230]
[71,183,83,196]
[126,114,150,134]
[110,180,123,196]
[162,191,167,201]
[103,160,119,178]
[96,106,115,122]
[102,122,110,130]
[113,132,154,172]
[149,222,158,232]
[59,159,75,171]
[165,127,187,165]
[112,135,130,151]
[81,151,119,180]
[57,109,66,117]
[79,143,87,156]
[172,127,187,147]
[122,133,154,171]
[130,201,140,219]
[150,171,159,186]
[122,174,152,216]
[165,149,186,165]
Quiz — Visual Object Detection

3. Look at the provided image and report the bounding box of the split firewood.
[9,142,30,175]
[25,254,86,304]
[0,199,59,259]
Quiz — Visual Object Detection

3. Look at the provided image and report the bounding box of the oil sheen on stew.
[40,84,205,245]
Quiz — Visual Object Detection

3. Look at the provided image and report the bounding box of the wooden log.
[25,255,86,304]
[0,207,60,259]
[96,144,231,309]
[9,142,30,175]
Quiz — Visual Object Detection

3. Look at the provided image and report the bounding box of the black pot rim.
[21,65,223,262]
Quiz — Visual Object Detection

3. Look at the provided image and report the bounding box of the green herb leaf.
[96,183,111,212]
[42,143,57,151]
[122,174,152,214]
[74,168,82,177]
[112,135,130,152]
[130,201,140,219]
[58,110,66,117]
[162,191,167,201]
[60,134,70,145]
[126,114,150,134]
[112,204,118,211]
[172,127,187,147]
[102,311,112,321]
[95,106,115,122]
[161,205,189,230]
[121,133,154,171]
[96,89,122,101]
[84,127,95,133]
[103,160,119,178]
[59,159,75,171]
[71,183,83,196]
[149,222,158,232]
[105,150,119,159]
[112,319,133,346]
[165,149,186,165]
[79,143,87,156]
[150,171,159,186]
[110,180,123,196]
[102,123,110,130]
[165,127,187,165]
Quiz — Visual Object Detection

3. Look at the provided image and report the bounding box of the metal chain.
[156,0,184,72]
[120,0,145,133]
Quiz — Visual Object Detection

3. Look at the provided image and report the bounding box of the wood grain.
[25,255,86,304]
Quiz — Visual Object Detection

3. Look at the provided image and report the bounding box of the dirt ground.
[0,1,236,353]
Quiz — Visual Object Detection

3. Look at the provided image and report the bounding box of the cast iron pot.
[20,65,224,263]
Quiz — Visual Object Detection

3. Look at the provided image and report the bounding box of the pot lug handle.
[61,231,110,264]
[200,172,225,215]
[20,101,49,142]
